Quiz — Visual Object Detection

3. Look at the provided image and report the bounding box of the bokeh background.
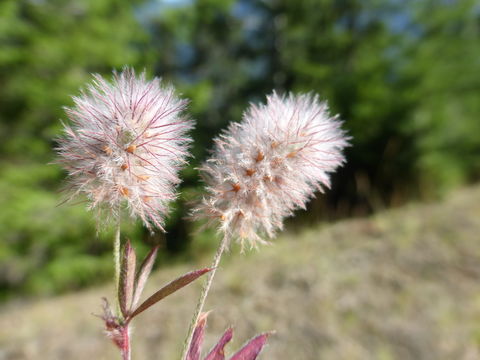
[0,0,479,359]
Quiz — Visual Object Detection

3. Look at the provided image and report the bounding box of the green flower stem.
[180,233,230,360]
[114,219,121,307]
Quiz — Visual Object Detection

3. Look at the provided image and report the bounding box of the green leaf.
[132,245,159,309]
[130,268,211,319]
[118,239,136,318]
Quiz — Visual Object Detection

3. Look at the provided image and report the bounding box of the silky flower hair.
[56,69,193,230]
[196,92,349,248]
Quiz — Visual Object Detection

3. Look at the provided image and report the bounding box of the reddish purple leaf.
[119,240,136,317]
[204,327,234,360]
[130,268,212,319]
[132,245,159,309]
[187,312,209,360]
[229,333,270,360]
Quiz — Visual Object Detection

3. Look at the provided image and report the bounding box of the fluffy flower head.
[56,69,193,229]
[196,92,349,248]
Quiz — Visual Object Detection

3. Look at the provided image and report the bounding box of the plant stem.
[114,219,121,305]
[114,219,127,359]
[121,325,131,360]
[180,233,230,360]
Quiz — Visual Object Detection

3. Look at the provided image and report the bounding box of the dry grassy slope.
[1,186,480,360]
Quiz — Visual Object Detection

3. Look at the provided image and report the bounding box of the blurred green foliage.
[0,0,479,299]
[0,0,153,299]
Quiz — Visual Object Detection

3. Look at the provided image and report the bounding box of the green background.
[0,0,479,300]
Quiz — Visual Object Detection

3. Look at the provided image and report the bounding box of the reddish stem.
[121,324,131,360]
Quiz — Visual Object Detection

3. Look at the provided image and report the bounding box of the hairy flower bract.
[196,92,349,248]
[56,69,193,229]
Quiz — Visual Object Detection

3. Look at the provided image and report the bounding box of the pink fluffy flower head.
[56,69,193,230]
[196,92,349,248]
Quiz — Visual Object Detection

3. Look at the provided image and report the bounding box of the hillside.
[1,186,480,360]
